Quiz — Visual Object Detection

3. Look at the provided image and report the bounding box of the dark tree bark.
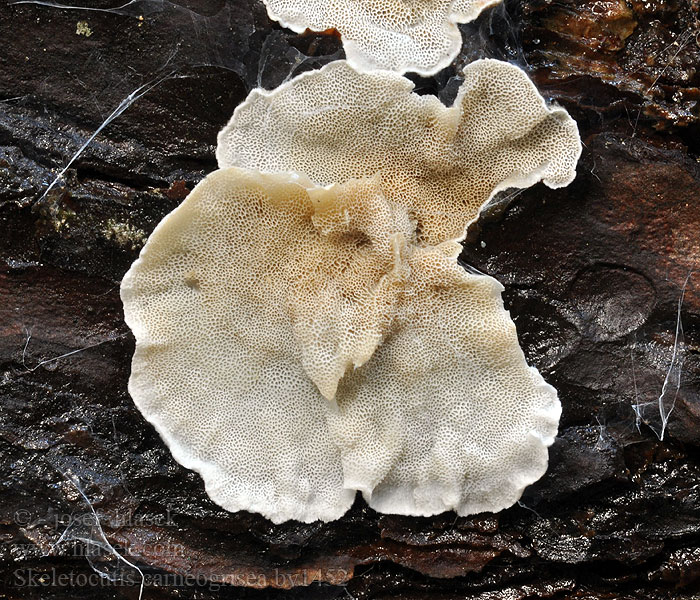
[1,1,699,598]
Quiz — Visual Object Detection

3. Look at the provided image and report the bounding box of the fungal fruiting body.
[217,59,581,246]
[260,0,503,76]
[122,168,561,523]
[122,59,581,523]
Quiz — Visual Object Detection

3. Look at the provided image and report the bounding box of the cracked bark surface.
[1,1,699,598]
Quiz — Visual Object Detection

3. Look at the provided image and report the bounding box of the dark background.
[0,0,699,598]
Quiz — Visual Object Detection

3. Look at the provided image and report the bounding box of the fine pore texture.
[260,0,502,75]
[217,59,582,246]
[121,167,561,523]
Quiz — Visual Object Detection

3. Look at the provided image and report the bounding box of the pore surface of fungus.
[260,0,502,75]
[217,59,582,246]
[122,167,562,523]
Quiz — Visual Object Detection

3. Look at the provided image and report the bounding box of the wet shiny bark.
[1,1,698,598]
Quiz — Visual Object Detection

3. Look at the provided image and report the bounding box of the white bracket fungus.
[217,59,582,246]
[122,58,581,524]
[260,0,503,75]
[122,167,562,523]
